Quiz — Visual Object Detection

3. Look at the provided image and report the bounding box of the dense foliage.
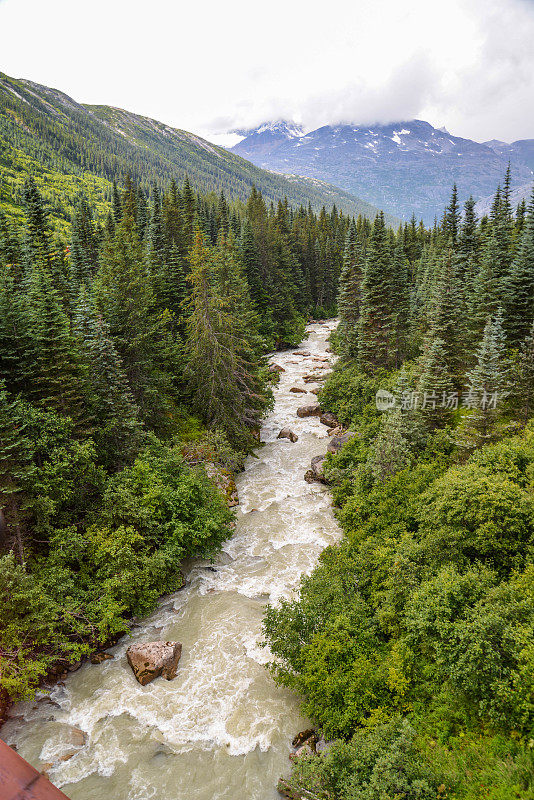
[264,175,534,798]
[0,169,352,700]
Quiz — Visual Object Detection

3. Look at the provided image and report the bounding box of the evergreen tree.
[96,192,178,428]
[503,191,534,345]
[0,385,36,563]
[337,223,363,360]
[239,219,266,311]
[0,263,30,392]
[516,320,534,424]
[74,290,142,463]
[24,267,86,424]
[443,184,461,245]
[460,309,512,447]
[184,232,267,446]
[70,198,100,288]
[417,335,455,426]
[358,213,393,371]
[456,197,479,286]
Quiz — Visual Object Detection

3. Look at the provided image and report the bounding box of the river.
[3,321,341,800]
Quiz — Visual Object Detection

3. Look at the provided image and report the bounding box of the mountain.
[231,119,534,222]
[0,73,392,235]
[485,138,534,173]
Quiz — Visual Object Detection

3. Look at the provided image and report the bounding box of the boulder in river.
[269,363,285,374]
[304,454,326,483]
[126,641,182,686]
[278,428,298,442]
[319,411,338,427]
[297,404,322,418]
[327,431,357,454]
[289,386,307,394]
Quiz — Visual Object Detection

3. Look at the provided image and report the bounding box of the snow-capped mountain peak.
[231,118,534,221]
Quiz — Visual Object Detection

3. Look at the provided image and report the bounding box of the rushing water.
[4,321,341,800]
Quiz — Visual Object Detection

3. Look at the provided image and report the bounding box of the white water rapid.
[4,321,341,800]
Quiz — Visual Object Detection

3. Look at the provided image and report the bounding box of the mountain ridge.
[0,73,395,233]
[231,118,534,221]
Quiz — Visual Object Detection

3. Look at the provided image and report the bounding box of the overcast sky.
[0,0,533,145]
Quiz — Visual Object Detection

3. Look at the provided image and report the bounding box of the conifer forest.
[0,5,534,795]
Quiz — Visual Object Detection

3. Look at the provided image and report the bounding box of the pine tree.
[429,251,469,385]
[112,182,122,223]
[456,197,479,286]
[181,177,196,253]
[443,184,461,246]
[0,209,21,268]
[460,309,512,447]
[337,223,363,360]
[0,384,36,563]
[417,336,455,426]
[0,264,30,392]
[74,290,141,463]
[471,229,504,331]
[184,232,267,446]
[22,177,53,273]
[24,267,86,424]
[390,236,410,366]
[69,198,100,288]
[96,192,179,427]
[358,213,393,371]
[239,219,266,311]
[503,190,534,346]
[516,320,534,424]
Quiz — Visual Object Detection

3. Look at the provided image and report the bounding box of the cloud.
[1,0,533,143]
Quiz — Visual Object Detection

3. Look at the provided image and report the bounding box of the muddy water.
[4,321,341,800]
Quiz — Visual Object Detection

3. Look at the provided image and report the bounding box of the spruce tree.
[417,335,455,427]
[443,184,461,246]
[96,192,179,427]
[24,267,86,424]
[70,198,100,288]
[74,290,141,463]
[358,212,393,371]
[239,219,266,311]
[460,309,512,447]
[184,232,266,447]
[0,384,36,563]
[503,190,534,345]
[337,222,363,360]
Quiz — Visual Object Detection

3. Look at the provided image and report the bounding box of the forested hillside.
[0,72,390,236]
[0,169,357,704]
[265,175,534,799]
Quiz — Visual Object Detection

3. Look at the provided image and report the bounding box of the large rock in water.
[319,411,338,427]
[126,641,182,686]
[297,403,322,418]
[278,427,298,442]
[304,454,326,483]
[327,431,357,454]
